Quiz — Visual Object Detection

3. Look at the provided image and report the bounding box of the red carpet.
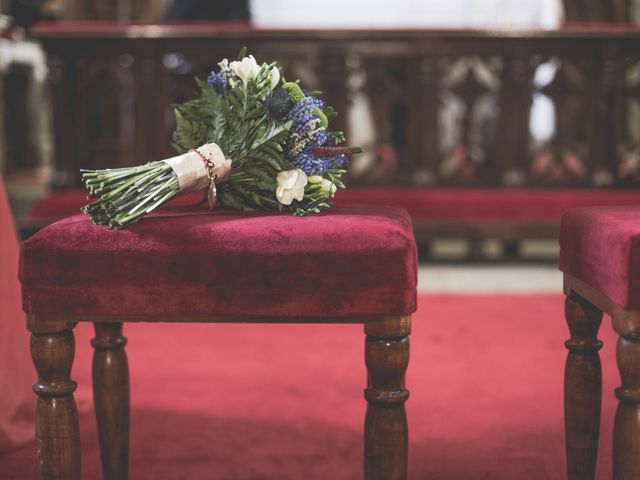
[1,294,620,479]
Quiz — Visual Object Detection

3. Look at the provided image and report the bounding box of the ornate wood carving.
[32,24,640,189]
[439,56,502,184]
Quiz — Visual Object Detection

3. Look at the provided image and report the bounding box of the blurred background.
[4,3,640,478]
[1,0,640,264]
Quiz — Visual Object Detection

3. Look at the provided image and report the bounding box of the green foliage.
[329,131,346,145]
[323,105,337,119]
[173,63,294,211]
[81,50,354,227]
[281,82,305,103]
[313,107,329,128]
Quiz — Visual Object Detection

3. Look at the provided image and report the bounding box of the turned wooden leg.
[364,316,410,480]
[92,322,130,480]
[564,293,603,480]
[613,326,640,479]
[30,320,81,480]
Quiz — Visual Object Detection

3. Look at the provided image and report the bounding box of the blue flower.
[265,88,294,121]
[286,97,325,128]
[207,71,229,95]
[281,95,333,173]
[292,151,316,174]
[306,129,330,149]
[323,154,347,170]
[291,144,340,176]
[172,130,181,144]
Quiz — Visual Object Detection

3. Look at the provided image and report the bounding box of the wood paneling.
[32,22,640,189]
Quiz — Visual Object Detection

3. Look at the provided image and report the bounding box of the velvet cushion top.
[559,206,640,310]
[20,204,417,319]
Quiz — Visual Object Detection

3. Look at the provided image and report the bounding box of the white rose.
[218,58,230,72]
[308,175,336,197]
[269,66,280,90]
[229,55,260,84]
[276,169,308,205]
[321,178,337,197]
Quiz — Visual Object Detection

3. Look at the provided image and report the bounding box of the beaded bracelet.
[189,147,218,208]
[189,147,218,182]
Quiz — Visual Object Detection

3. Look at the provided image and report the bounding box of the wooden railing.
[32,21,640,189]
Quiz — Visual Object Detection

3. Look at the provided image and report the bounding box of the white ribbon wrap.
[164,142,232,193]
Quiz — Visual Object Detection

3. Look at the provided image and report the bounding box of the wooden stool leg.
[30,321,81,480]
[364,316,411,480]
[92,322,130,480]
[564,293,603,480]
[613,330,640,479]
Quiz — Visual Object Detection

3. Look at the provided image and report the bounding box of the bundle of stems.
[81,162,179,228]
[80,49,363,229]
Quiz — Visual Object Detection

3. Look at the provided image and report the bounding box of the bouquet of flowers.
[81,48,361,229]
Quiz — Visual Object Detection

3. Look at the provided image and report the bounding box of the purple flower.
[286,97,325,128]
[207,71,229,95]
[323,154,347,170]
[306,130,330,149]
[292,151,316,174]
[291,145,342,176]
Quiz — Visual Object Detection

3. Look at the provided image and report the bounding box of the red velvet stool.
[19,204,417,480]
[560,206,640,480]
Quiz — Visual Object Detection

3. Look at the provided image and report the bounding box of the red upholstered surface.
[25,188,640,228]
[559,206,640,310]
[20,205,417,318]
[336,188,640,222]
[24,189,203,228]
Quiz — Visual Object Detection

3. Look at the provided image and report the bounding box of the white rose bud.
[229,55,260,85]
[321,178,337,197]
[269,66,280,90]
[276,169,308,205]
[218,58,230,72]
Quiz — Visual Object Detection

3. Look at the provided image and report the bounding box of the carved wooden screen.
[34,24,640,189]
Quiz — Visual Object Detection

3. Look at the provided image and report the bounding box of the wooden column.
[92,322,130,480]
[612,319,640,479]
[564,293,603,480]
[416,53,439,185]
[29,320,81,480]
[498,47,532,187]
[364,316,410,480]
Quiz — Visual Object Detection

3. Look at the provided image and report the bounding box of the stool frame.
[28,313,411,480]
[563,274,640,480]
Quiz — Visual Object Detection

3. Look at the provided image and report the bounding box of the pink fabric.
[25,188,640,230]
[0,180,34,451]
[559,206,640,309]
[20,204,417,318]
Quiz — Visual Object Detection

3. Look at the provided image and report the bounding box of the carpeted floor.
[1,294,621,479]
